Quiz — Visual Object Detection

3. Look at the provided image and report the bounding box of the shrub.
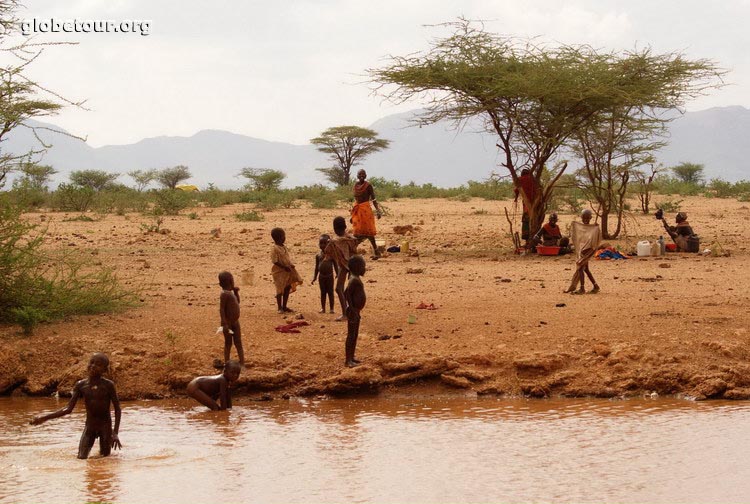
[235,210,264,222]
[657,199,683,212]
[54,183,96,212]
[0,204,135,333]
[153,189,192,215]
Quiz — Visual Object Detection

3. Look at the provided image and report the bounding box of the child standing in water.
[565,209,601,294]
[344,255,367,367]
[186,361,242,411]
[30,353,122,459]
[312,234,337,313]
[325,216,359,320]
[271,227,303,313]
[218,271,244,366]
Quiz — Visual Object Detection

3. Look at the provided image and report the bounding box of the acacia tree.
[671,162,705,185]
[128,169,157,191]
[632,163,664,214]
[0,1,81,189]
[238,167,286,191]
[572,106,664,238]
[369,19,723,240]
[16,162,56,189]
[311,126,390,186]
[156,165,191,189]
[69,169,119,191]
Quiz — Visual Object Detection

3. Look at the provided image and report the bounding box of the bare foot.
[283,307,294,313]
[572,289,585,295]
[329,309,335,314]
[345,360,359,368]
[588,285,600,294]
[277,309,284,314]
[335,315,347,322]
[319,309,326,314]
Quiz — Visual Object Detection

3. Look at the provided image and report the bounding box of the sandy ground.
[2,195,750,401]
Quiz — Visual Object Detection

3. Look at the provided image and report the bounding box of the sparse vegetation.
[0,203,135,334]
[235,210,264,221]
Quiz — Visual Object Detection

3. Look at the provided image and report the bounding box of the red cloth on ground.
[274,321,310,333]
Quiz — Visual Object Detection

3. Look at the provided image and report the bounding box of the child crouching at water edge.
[271,227,303,314]
[30,353,122,459]
[187,360,242,411]
[218,271,244,366]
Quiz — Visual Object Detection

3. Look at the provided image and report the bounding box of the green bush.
[54,183,96,212]
[235,210,264,222]
[8,179,50,210]
[0,204,136,333]
[657,199,683,212]
[153,189,193,215]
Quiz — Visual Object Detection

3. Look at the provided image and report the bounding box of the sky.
[3,0,748,147]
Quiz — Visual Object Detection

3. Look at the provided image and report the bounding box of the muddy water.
[2,397,749,503]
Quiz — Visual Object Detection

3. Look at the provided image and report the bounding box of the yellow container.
[401,240,410,254]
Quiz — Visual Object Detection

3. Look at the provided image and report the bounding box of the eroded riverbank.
[2,197,750,401]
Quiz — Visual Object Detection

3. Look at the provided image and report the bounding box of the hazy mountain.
[2,106,749,189]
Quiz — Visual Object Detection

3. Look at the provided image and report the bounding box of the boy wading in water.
[565,209,601,294]
[324,216,359,321]
[218,271,244,366]
[270,227,303,314]
[186,360,242,411]
[344,255,367,367]
[30,353,122,459]
[312,233,337,313]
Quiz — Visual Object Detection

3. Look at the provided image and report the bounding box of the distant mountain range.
[2,106,749,189]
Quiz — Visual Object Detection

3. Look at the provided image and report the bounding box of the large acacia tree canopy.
[369,19,723,155]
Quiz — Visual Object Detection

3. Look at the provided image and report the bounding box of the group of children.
[268,215,368,367]
[30,214,371,459]
[30,208,607,460]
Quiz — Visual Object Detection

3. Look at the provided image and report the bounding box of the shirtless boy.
[312,234,337,313]
[218,271,244,366]
[344,255,367,367]
[30,353,122,459]
[324,216,359,320]
[186,360,242,411]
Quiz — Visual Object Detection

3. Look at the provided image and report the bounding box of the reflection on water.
[2,396,750,503]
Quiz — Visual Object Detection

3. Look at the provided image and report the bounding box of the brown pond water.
[1,396,749,503]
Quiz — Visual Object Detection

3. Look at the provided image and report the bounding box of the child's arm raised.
[30,381,82,425]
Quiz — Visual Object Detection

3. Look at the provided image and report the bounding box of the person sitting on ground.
[531,212,570,254]
[312,234,338,314]
[271,227,303,314]
[218,271,244,366]
[186,360,241,411]
[565,209,601,295]
[344,255,367,367]
[351,169,382,259]
[656,209,695,251]
[30,353,122,459]
[325,216,359,321]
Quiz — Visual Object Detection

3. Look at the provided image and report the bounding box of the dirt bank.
[2,196,750,401]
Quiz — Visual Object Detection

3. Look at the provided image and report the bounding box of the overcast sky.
[5,0,748,147]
